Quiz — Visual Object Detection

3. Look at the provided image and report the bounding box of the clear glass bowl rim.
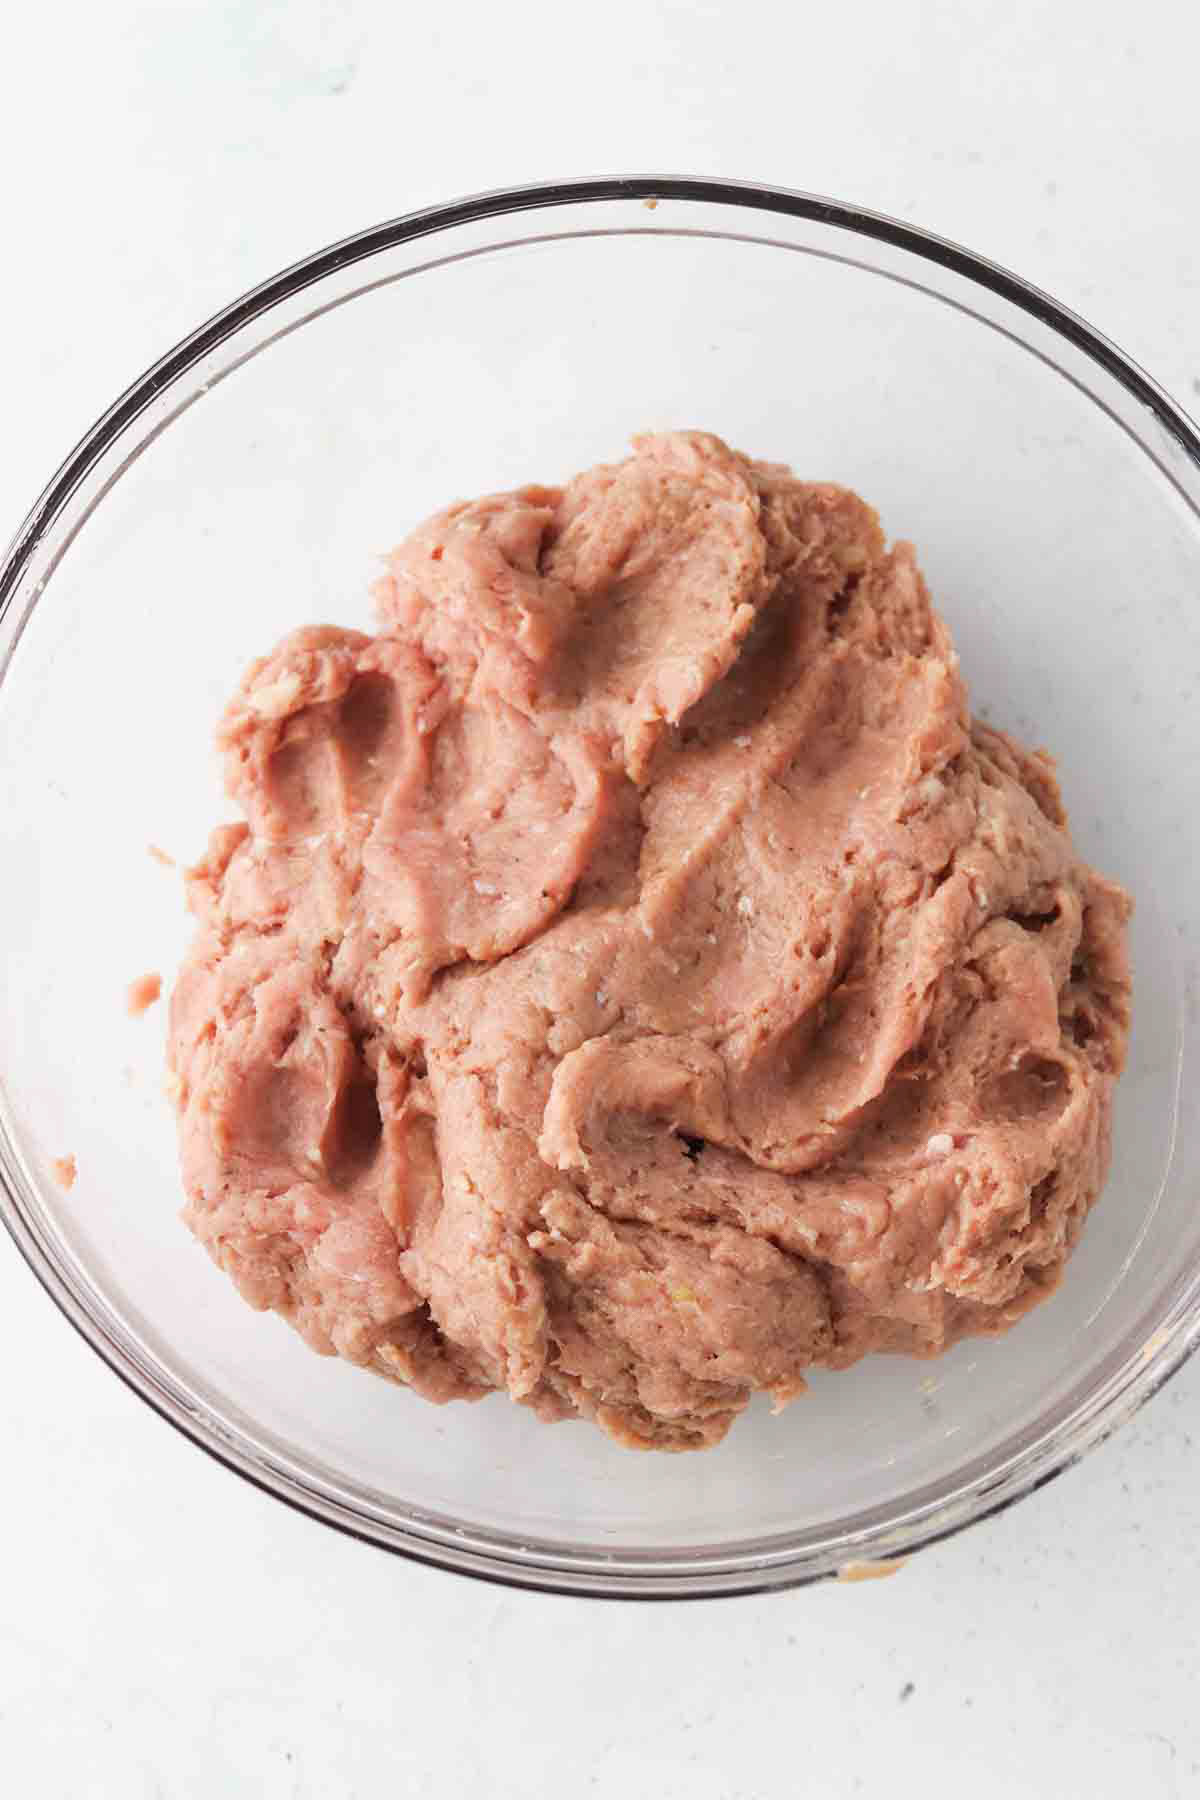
[1,173,1197,1601]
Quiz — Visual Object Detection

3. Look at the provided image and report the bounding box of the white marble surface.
[3,3,1199,1794]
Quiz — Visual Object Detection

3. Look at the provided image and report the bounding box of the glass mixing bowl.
[1,178,1196,1599]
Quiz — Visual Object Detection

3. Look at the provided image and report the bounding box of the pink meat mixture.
[168,431,1132,1451]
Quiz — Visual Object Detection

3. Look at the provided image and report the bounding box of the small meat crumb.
[127,972,162,1017]
[837,1557,909,1583]
[147,844,175,868]
[51,1154,77,1191]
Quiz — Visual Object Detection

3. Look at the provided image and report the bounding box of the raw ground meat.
[168,431,1132,1451]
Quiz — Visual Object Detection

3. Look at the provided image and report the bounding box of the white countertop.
[4,3,1199,1794]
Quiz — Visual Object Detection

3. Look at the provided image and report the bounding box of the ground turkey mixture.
[168,432,1132,1450]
